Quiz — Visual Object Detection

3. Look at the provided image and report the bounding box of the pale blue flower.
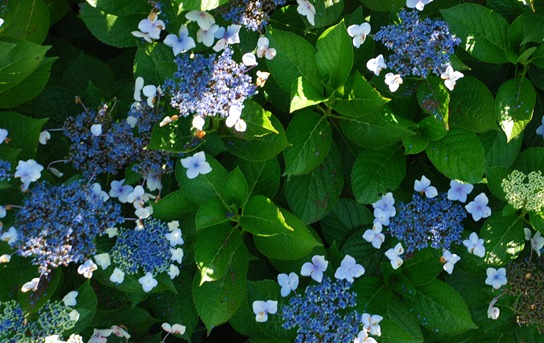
[465,193,491,221]
[334,255,365,283]
[301,255,328,282]
[164,25,196,56]
[414,175,438,198]
[485,267,507,290]
[447,180,473,203]
[278,272,299,297]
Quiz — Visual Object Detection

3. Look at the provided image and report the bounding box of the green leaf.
[223,167,249,207]
[175,154,228,206]
[79,1,150,48]
[403,135,429,155]
[196,198,230,230]
[315,20,353,90]
[449,76,499,133]
[266,29,321,92]
[321,198,373,247]
[195,226,243,283]
[0,112,48,160]
[312,0,344,28]
[61,52,115,94]
[496,77,536,142]
[384,297,424,343]
[0,56,56,108]
[481,130,522,168]
[331,71,390,117]
[485,166,510,202]
[152,189,198,221]
[289,76,326,112]
[351,144,406,204]
[417,77,450,129]
[441,3,510,64]
[134,43,177,85]
[359,0,405,12]
[193,239,248,332]
[283,110,331,175]
[480,213,525,265]
[426,128,485,184]
[240,195,293,236]
[253,208,322,260]
[226,115,289,162]
[513,147,544,173]
[340,105,417,148]
[0,40,50,94]
[403,249,443,287]
[417,117,448,142]
[148,120,192,153]
[285,141,343,224]
[351,277,392,314]
[238,158,281,199]
[239,100,279,138]
[413,279,478,335]
[1,0,50,44]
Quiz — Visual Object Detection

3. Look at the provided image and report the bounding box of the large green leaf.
[331,71,390,117]
[152,189,198,221]
[496,77,536,142]
[61,52,115,94]
[513,147,544,173]
[195,198,231,230]
[351,144,406,204]
[339,105,417,148]
[79,0,150,48]
[266,29,321,92]
[65,281,98,335]
[284,141,343,224]
[321,198,373,247]
[240,195,294,236]
[0,112,48,160]
[283,110,331,175]
[134,43,176,85]
[315,20,353,90]
[417,77,450,129]
[426,129,485,184]
[1,0,50,44]
[223,167,249,207]
[253,209,322,260]
[195,226,243,284]
[0,41,50,93]
[449,76,499,133]
[175,154,228,206]
[412,279,478,335]
[226,115,289,162]
[480,213,525,266]
[481,130,522,168]
[193,239,248,331]
[289,76,326,112]
[441,3,510,64]
[238,158,281,199]
[382,297,424,343]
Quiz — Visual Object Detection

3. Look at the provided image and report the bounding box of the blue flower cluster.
[15,181,124,275]
[0,300,76,342]
[63,104,173,179]
[281,276,362,343]
[388,192,466,253]
[374,10,460,78]
[223,0,286,32]
[0,160,11,181]
[110,218,172,275]
[164,47,257,119]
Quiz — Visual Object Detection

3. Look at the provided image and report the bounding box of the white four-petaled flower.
[385,243,404,269]
[139,272,158,292]
[226,105,247,132]
[465,193,492,221]
[441,250,460,274]
[180,151,213,179]
[78,259,98,279]
[213,24,241,52]
[361,313,383,336]
[441,64,464,91]
[366,55,387,76]
[347,23,371,48]
[94,253,111,270]
[334,255,365,283]
[300,255,329,282]
[362,222,386,249]
[110,267,125,284]
[277,272,299,297]
[15,159,44,191]
[256,37,276,60]
[21,277,40,292]
[447,180,473,203]
[463,232,486,257]
[485,267,507,290]
[252,300,278,322]
[296,0,316,26]
[414,175,438,198]
[162,322,186,334]
[185,10,215,29]
[164,25,196,56]
[384,73,403,92]
[354,329,378,343]
[1,227,18,246]
[197,23,219,47]
[63,290,78,307]
[131,13,165,43]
